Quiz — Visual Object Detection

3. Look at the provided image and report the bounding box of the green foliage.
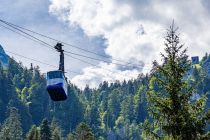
[134,85,148,123]
[51,118,62,140]
[143,23,210,139]
[0,107,23,140]
[1,31,210,139]
[28,67,49,125]
[40,119,52,140]
[50,84,84,135]
[67,122,95,140]
[26,125,40,140]
[0,57,154,139]
[120,95,135,121]
[107,89,122,128]
[51,127,61,140]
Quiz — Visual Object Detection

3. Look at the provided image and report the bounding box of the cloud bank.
[49,0,210,88]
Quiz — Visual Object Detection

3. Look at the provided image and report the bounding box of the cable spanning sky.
[0,0,210,88]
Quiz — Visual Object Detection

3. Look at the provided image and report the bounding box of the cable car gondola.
[47,70,67,101]
[46,43,68,101]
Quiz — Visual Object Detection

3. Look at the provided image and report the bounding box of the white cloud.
[49,0,210,88]
[71,62,140,89]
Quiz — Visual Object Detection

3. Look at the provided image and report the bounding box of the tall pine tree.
[40,118,52,140]
[26,125,40,140]
[142,22,210,139]
[0,107,23,140]
[67,122,95,140]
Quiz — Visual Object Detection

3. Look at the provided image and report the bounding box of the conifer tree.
[50,118,61,140]
[107,89,122,128]
[68,122,95,140]
[0,107,23,140]
[134,85,148,123]
[26,125,40,140]
[51,127,61,140]
[84,85,92,100]
[67,133,76,140]
[40,118,52,140]
[142,22,210,139]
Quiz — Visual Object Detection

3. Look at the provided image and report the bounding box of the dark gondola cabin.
[47,70,67,101]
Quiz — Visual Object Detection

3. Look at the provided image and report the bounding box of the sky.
[0,0,210,89]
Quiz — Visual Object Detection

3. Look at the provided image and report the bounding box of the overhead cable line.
[0,20,141,68]
[65,53,113,73]
[64,50,132,67]
[0,22,131,75]
[64,53,134,77]
[0,21,54,49]
[0,19,151,75]
[0,23,51,48]
[0,19,134,65]
[5,50,81,75]
[5,49,127,78]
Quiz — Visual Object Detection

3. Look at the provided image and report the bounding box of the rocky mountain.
[0,44,9,68]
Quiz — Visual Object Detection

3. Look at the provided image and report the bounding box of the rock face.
[0,44,9,68]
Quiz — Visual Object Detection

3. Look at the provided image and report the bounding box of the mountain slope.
[0,44,9,68]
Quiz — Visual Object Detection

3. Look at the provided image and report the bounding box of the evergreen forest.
[0,24,210,140]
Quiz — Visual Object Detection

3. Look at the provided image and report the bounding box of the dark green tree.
[7,58,23,78]
[68,122,95,140]
[85,92,101,137]
[51,127,61,140]
[142,23,210,139]
[0,107,23,140]
[26,125,40,140]
[106,89,122,128]
[50,118,61,140]
[127,80,135,94]
[83,85,92,100]
[51,84,84,135]
[120,95,135,121]
[99,81,109,92]
[28,66,49,126]
[67,133,76,140]
[40,119,52,140]
[134,85,148,123]
[7,98,33,134]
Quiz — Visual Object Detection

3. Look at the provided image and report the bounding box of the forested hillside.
[0,51,210,139]
[0,55,148,139]
[0,27,210,140]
